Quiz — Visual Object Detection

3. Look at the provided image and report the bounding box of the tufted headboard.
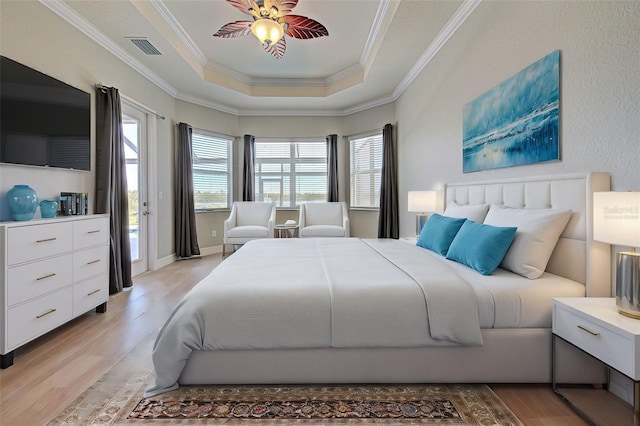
[444,172,611,297]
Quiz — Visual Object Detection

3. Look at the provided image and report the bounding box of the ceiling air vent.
[128,38,162,55]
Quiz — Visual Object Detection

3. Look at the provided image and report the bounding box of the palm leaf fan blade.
[264,0,299,17]
[265,37,286,59]
[225,0,260,17]
[283,15,328,39]
[213,21,253,38]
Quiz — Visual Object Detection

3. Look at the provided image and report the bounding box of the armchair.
[298,201,350,238]
[223,202,276,257]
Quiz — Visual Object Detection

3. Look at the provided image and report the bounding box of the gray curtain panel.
[242,134,255,201]
[175,123,201,258]
[95,86,132,294]
[377,123,399,239]
[326,134,339,202]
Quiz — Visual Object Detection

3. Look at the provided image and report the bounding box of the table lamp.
[593,191,640,319]
[408,191,436,237]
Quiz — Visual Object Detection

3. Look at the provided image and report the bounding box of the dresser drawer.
[73,217,109,250]
[7,222,73,265]
[554,304,635,377]
[73,245,109,282]
[7,254,73,306]
[73,274,108,316]
[6,287,73,351]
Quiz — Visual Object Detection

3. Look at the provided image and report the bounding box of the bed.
[145,172,611,398]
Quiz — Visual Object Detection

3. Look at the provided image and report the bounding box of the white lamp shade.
[251,19,284,46]
[408,191,437,213]
[593,191,640,248]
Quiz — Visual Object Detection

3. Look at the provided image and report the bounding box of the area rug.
[48,334,522,425]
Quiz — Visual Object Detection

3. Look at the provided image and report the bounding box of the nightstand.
[552,298,640,425]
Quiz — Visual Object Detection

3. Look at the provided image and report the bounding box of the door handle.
[142,211,150,216]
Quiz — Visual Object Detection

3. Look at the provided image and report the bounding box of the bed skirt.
[179,328,605,385]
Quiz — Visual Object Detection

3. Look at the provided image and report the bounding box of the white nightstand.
[552,298,640,425]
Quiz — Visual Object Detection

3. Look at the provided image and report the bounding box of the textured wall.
[396,0,640,237]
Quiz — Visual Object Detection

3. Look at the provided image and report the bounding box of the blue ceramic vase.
[39,200,58,218]
[7,185,38,221]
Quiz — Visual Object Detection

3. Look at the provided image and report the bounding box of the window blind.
[349,132,383,208]
[191,131,233,209]
[254,140,327,207]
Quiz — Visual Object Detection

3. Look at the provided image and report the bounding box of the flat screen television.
[0,56,91,171]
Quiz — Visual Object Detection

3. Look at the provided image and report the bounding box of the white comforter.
[144,238,482,397]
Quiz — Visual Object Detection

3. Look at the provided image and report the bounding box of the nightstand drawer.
[555,304,635,377]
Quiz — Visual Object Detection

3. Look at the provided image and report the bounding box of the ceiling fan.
[213,0,329,59]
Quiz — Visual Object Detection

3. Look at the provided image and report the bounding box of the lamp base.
[415,214,428,237]
[615,251,640,320]
[619,308,640,320]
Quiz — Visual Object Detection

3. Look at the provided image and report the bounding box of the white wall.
[396,0,640,237]
[0,1,176,259]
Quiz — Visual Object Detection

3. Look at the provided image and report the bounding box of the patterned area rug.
[48,334,522,425]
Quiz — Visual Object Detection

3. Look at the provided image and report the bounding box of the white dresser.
[0,215,109,368]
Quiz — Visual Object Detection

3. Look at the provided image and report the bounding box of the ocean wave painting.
[463,50,560,173]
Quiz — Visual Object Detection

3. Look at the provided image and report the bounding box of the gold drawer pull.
[36,237,57,243]
[86,259,101,265]
[87,230,101,234]
[577,325,600,336]
[87,289,101,296]
[36,308,57,319]
[36,273,56,281]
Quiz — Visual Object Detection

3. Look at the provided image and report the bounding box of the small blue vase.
[7,185,38,221]
[39,200,58,218]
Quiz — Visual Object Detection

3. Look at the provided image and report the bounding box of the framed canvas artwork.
[463,50,560,173]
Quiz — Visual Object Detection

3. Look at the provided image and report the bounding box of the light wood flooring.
[0,254,587,426]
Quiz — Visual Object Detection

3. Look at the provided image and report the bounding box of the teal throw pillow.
[445,220,517,275]
[416,213,467,256]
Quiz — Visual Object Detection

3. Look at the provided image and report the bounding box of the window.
[254,139,327,207]
[349,131,383,208]
[191,130,233,210]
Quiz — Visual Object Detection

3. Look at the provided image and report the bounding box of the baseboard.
[153,253,176,270]
[199,245,222,256]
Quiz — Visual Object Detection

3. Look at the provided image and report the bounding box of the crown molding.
[149,0,208,65]
[360,0,400,75]
[175,92,239,116]
[39,0,479,118]
[392,0,481,100]
[39,0,177,97]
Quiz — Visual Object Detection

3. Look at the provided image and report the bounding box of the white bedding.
[145,238,484,397]
[413,245,586,328]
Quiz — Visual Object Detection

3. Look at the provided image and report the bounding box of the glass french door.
[122,104,148,277]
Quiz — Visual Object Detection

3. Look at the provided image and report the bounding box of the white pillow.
[443,202,490,223]
[483,205,572,279]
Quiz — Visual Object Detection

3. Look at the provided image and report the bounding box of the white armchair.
[298,201,350,238]
[223,201,276,257]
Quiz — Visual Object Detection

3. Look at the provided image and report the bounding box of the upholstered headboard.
[444,173,611,297]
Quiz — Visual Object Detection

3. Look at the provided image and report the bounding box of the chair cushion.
[299,225,345,237]
[236,203,274,226]
[304,203,343,227]
[226,225,270,239]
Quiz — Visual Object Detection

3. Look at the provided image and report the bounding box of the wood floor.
[0,254,586,426]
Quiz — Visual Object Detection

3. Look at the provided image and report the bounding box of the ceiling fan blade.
[283,15,328,39]
[264,37,286,59]
[213,20,253,38]
[225,0,260,17]
[264,0,298,17]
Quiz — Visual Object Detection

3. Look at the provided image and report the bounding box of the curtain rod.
[94,83,165,120]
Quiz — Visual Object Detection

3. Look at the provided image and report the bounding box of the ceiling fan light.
[251,18,284,46]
